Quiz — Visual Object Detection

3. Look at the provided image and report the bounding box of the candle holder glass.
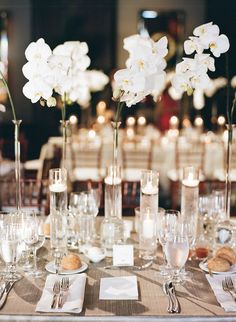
[139,207,157,260]
[140,170,159,215]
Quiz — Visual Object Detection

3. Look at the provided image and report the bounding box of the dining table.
[0,227,236,322]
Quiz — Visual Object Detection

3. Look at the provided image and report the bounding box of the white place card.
[99,276,138,300]
[113,245,134,266]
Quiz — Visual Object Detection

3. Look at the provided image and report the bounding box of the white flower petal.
[25,38,52,61]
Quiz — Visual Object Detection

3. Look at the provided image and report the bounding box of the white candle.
[182,173,199,187]
[142,181,158,195]
[49,183,67,192]
[142,215,154,239]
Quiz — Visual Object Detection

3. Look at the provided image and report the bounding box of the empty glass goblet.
[22,212,45,278]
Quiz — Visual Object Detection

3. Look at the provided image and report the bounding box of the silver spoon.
[168,281,181,313]
[163,282,175,313]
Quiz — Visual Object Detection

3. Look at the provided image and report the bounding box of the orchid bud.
[112,88,121,101]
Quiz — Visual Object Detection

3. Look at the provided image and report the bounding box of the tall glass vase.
[214,125,235,247]
[101,121,123,256]
[225,124,235,220]
[60,120,70,170]
[13,120,22,212]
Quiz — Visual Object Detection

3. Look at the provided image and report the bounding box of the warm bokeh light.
[97,115,105,124]
[69,115,78,124]
[137,116,146,126]
[88,129,96,139]
[217,115,226,126]
[194,116,204,127]
[96,100,106,115]
[126,117,135,127]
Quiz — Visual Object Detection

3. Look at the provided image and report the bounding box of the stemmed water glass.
[158,210,180,276]
[0,213,24,281]
[22,212,45,278]
[165,221,189,285]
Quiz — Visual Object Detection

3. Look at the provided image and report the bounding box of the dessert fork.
[222,278,236,301]
[58,277,70,308]
[51,280,61,309]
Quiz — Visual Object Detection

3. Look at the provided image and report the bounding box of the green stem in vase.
[0,70,17,121]
[61,94,67,169]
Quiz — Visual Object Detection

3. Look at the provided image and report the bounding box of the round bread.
[208,257,231,272]
[215,246,236,265]
[43,223,50,236]
[61,253,82,270]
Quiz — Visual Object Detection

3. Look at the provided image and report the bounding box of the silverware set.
[51,277,70,309]
[0,280,16,310]
[163,281,181,314]
[222,276,236,301]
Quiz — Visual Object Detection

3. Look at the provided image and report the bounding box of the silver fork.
[58,277,70,308]
[225,277,236,297]
[222,278,236,301]
[51,280,61,309]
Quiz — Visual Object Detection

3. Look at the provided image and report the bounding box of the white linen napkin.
[36,273,87,313]
[206,274,236,312]
[99,275,138,300]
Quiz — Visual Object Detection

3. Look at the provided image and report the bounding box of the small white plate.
[199,261,236,275]
[45,261,88,275]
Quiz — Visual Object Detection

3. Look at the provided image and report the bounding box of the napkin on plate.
[36,273,87,313]
[99,275,138,300]
[206,274,236,312]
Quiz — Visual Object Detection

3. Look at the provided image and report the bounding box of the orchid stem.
[0,70,17,121]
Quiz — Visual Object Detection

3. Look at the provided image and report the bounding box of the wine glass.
[158,210,180,276]
[22,212,45,278]
[90,188,101,239]
[165,222,189,285]
[0,213,24,281]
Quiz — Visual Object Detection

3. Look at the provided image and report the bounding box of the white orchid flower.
[46,96,57,107]
[48,55,72,73]
[193,22,219,38]
[171,73,192,95]
[152,36,168,58]
[23,78,53,103]
[0,104,6,112]
[75,87,91,108]
[71,42,89,59]
[184,37,205,55]
[123,34,152,54]
[120,91,146,107]
[85,70,109,92]
[190,70,210,90]
[194,53,215,72]
[22,60,52,80]
[114,69,146,94]
[73,55,91,71]
[208,34,230,57]
[25,38,52,62]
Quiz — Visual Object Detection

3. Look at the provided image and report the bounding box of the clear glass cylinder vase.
[60,120,70,170]
[101,121,123,256]
[13,120,22,212]
[49,168,68,257]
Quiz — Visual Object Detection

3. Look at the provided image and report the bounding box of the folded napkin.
[99,275,138,300]
[206,274,236,312]
[36,273,87,314]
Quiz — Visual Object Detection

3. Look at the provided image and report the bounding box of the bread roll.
[215,246,236,265]
[208,257,231,272]
[61,253,82,270]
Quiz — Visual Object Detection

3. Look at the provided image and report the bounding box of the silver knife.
[0,281,15,310]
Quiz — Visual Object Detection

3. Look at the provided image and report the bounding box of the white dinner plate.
[199,260,236,275]
[45,260,88,275]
